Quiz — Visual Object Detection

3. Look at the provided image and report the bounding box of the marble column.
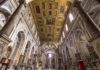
[73,0,100,42]
[0,0,25,37]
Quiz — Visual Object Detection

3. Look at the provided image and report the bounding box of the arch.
[0,7,11,18]
[73,29,91,59]
[0,11,7,30]
[89,4,100,14]
[41,42,57,55]
[11,31,25,65]
[74,29,86,42]
[89,5,100,58]
[92,37,100,58]
[41,43,59,69]
[89,5,100,27]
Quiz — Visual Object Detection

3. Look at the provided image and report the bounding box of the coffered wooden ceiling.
[29,0,68,42]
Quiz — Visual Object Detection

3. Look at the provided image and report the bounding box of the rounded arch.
[89,4,100,14]
[89,5,100,58]
[89,5,100,27]
[0,7,11,18]
[92,37,100,58]
[41,42,57,55]
[0,11,8,30]
[74,29,87,42]
[11,31,25,64]
[73,29,90,59]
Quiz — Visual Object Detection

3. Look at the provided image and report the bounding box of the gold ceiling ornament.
[29,0,69,42]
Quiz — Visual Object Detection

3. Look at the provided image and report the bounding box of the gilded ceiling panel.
[29,0,68,42]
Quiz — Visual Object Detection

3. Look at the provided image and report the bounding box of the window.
[36,6,40,13]
[69,13,74,22]
[60,6,64,13]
